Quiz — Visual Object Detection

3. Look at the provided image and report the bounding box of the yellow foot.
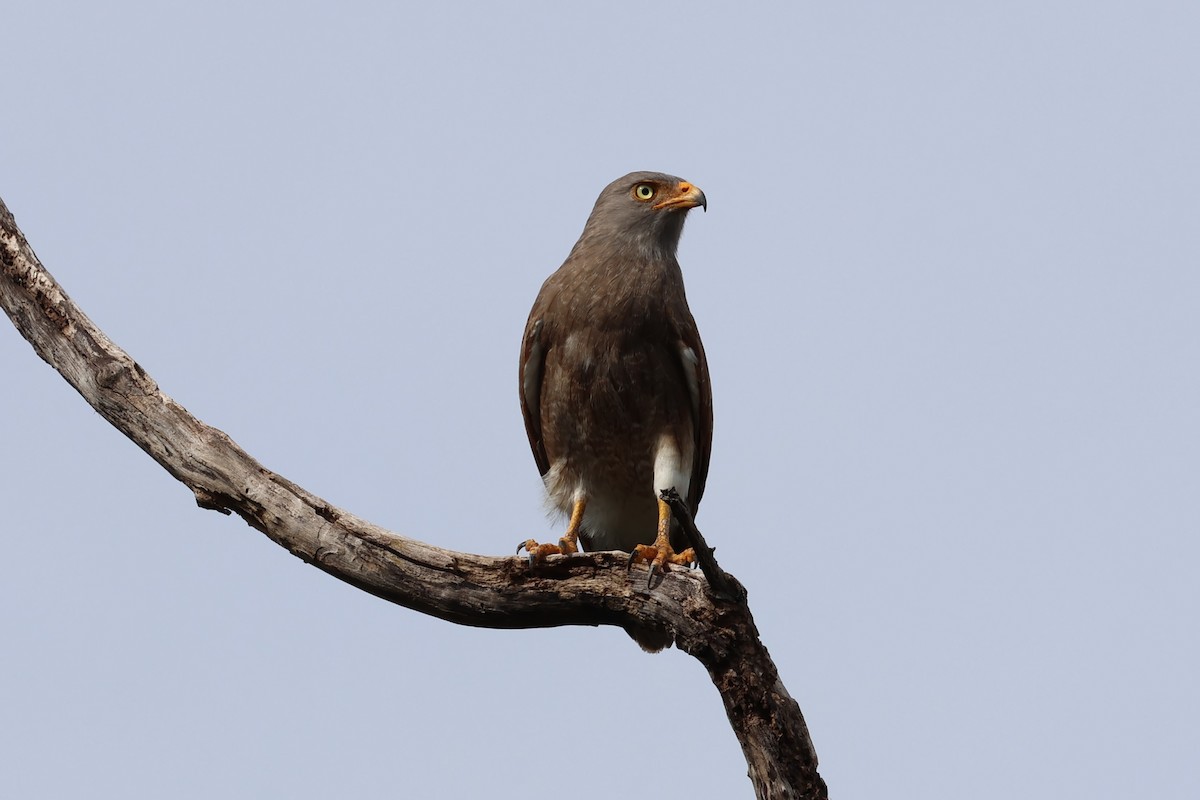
[517,497,586,564]
[516,536,579,564]
[628,495,696,587]
[629,541,696,583]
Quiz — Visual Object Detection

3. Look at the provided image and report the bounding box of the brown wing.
[679,321,713,517]
[519,306,551,477]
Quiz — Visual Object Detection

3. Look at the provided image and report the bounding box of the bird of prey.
[518,171,712,581]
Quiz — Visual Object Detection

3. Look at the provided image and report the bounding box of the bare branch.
[0,196,826,800]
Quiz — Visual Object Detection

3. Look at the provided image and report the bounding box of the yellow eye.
[634,184,656,201]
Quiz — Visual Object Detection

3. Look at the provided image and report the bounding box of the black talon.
[646,562,657,589]
[516,542,526,555]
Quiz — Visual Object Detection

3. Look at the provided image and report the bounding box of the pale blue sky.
[3,3,1198,798]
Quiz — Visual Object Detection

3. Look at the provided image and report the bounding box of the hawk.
[518,171,712,580]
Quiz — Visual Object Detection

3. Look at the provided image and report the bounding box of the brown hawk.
[518,171,712,581]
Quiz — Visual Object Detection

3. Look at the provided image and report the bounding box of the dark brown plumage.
[518,171,712,575]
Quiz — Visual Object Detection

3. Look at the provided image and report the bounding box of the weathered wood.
[0,196,826,800]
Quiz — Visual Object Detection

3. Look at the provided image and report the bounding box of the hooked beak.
[653,180,707,212]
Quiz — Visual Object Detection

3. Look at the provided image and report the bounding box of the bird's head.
[578,171,707,259]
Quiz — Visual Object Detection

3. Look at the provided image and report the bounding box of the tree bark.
[0,196,826,800]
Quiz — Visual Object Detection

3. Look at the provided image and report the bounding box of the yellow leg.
[630,497,696,583]
[558,498,586,553]
[518,497,586,563]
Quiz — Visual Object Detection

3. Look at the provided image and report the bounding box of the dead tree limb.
[0,196,826,800]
